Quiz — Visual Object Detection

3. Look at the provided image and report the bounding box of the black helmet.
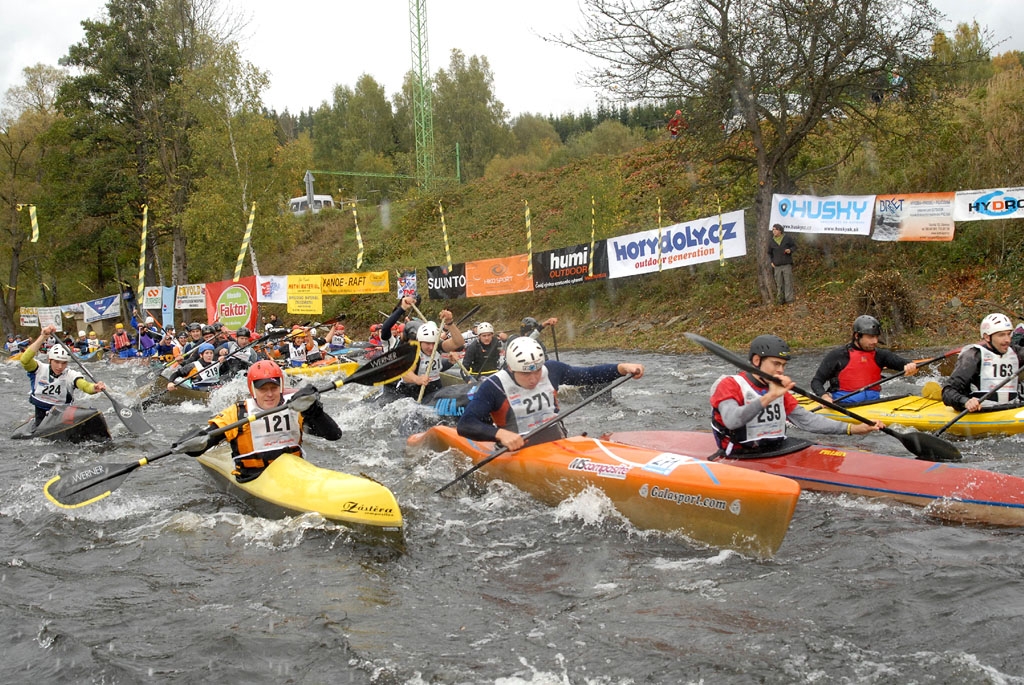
[188,322,202,332]
[236,327,251,337]
[520,317,540,334]
[749,334,791,362]
[403,318,424,342]
[212,322,224,331]
[201,325,215,335]
[853,315,881,336]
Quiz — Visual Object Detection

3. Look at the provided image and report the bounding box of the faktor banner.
[871,192,956,242]
[953,186,1024,222]
[205,276,257,331]
[426,263,467,300]
[531,241,609,289]
[770,194,874,235]
[320,271,390,296]
[607,210,746,280]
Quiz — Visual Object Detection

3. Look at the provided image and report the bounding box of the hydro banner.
[205,276,257,331]
[83,294,121,323]
[770,194,875,235]
[532,241,609,289]
[607,210,747,279]
[257,275,288,304]
[953,187,1024,222]
[286,275,322,316]
[426,263,467,300]
[320,271,390,296]
[871,193,956,242]
[465,254,534,297]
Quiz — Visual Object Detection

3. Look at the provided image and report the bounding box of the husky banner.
[427,263,467,300]
[953,187,1024,222]
[83,294,120,323]
[871,193,956,242]
[607,210,746,279]
[770,194,874,235]
[532,241,609,289]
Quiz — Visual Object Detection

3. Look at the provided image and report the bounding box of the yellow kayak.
[284,360,360,378]
[798,382,1024,437]
[196,447,403,546]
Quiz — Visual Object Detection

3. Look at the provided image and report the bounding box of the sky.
[1,0,1022,119]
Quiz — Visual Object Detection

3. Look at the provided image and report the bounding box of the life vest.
[965,343,1020,405]
[288,341,308,364]
[328,332,349,350]
[492,368,559,435]
[112,330,131,350]
[836,347,882,393]
[230,397,303,463]
[29,363,83,409]
[711,374,787,454]
[86,338,100,352]
[190,360,221,388]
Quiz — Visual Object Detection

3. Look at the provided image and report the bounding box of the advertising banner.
[397,270,417,299]
[175,284,207,310]
[871,192,956,242]
[205,276,257,331]
[465,254,534,297]
[320,271,390,296]
[83,295,120,323]
[19,307,39,327]
[38,306,62,330]
[531,241,608,289]
[256,275,288,303]
[770,194,875,235]
[142,286,162,310]
[426,263,467,300]
[161,286,176,328]
[287,275,323,315]
[953,187,1024,222]
[607,210,747,279]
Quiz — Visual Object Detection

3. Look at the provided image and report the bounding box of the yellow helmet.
[115,323,124,329]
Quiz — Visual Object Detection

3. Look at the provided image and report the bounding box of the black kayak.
[11,404,111,442]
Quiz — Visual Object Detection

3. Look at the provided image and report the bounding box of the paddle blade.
[891,429,962,463]
[332,343,419,389]
[44,462,139,508]
[107,395,155,435]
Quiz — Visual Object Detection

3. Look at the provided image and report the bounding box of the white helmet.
[417,321,440,344]
[145,316,155,324]
[476,322,494,335]
[47,345,70,362]
[78,330,86,337]
[980,313,1013,337]
[506,337,545,372]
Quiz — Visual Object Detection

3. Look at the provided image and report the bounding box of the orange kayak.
[408,426,801,559]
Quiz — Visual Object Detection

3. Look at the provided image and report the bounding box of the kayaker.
[165,342,220,391]
[810,315,918,403]
[711,335,883,456]
[942,313,1024,412]
[396,321,460,401]
[326,322,351,353]
[20,325,107,427]
[462,322,505,377]
[111,323,134,357]
[285,326,316,367]
[173,360,341,482]
[457,337,644,451]
[219,326,259,376]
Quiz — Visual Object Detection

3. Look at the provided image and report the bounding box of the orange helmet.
[247,359,283,394]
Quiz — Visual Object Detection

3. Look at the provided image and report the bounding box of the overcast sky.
[1,0,1021,118]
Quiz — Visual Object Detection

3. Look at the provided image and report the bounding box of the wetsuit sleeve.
[876,349,912,371]
[547,361,621,387]
[301,402,343,441]
[20,347,38,373]
[941,348,979,410]
[810,347,847,395]
[787,405,849,435]
[456,377,504,442]
[74,377,98,394]
[380,304,407,343]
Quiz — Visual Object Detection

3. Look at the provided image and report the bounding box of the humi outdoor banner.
[607,210,746,279]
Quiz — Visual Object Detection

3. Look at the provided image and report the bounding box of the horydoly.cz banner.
[427,263,467,300]
[607,210,746,279]
[953,187,1024,222]
[770,194,875,235]
[871,193,956,242]
[531,241,609,289]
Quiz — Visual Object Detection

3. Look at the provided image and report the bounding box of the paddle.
[934,365,1024,436]
[409,302,477,402]
[44,342,420,509]
[55,342,155,435]
[550,323,560,361]
[684,332,962,463]
[833,347,963,401]
[434,373,634,494]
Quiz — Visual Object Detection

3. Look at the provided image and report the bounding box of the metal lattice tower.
[409,0,436,188]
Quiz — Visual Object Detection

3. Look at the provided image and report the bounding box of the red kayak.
[602,431,1024,527]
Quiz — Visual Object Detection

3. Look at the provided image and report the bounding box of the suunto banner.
[426,263,467,300]
[531,241,609,289]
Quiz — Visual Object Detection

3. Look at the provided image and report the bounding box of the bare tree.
[558,0,944,304]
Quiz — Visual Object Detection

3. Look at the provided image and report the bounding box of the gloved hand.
[288,384,321,412]
[173,426,211,455]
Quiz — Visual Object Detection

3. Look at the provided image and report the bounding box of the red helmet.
[247,359,283,394]
[370,323,382,332]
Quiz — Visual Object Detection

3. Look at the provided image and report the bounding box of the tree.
[562,0,946,304]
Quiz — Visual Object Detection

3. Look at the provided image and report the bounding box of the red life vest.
[837,348,882,392]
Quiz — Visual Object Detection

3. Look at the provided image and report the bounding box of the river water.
[2,348,1024,684]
